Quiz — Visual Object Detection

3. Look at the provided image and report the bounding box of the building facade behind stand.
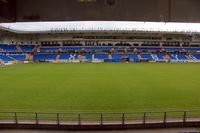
[0,29,200,65]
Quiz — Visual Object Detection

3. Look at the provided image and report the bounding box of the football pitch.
[0,63,200,113]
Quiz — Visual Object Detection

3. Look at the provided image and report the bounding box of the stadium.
[0,0,200,132]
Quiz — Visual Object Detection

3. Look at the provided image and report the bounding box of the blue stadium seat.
[10,55,26,61]
[59,54,71,60]
[137,48,161,51]
[0,44,19,52]
[33,54,57,60]
[177,54,188,60]
[62,47,82,51]
[169,54,188,60]
[0,55,13,61]
[112,54,122,59]
[94,54,108,59]
[20,45,34,52]
[59,54,78,60]
[185,48,200,51]
[111,54,136,59]
[156,54,165,59]
[141,54,153,60]
[61,47,115,51]
[165,48,182,51]
[193,54,200,59]
[85,53,92,59]
[1,44,200,62]
[40,48,59,52]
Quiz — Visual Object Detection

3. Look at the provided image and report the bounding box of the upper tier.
[0,44,200,53]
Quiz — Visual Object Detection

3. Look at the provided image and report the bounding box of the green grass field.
[0,63,200,113]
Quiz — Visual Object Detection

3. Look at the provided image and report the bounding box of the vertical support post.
[163,112,167,124]
[122,113,125,125]
[14,112,18,124]
[57,113,60,125]
[100,113,103,126]
[78,113,81,126]
[183,111,187,123]
[35,113,39,125]
[143,112,146,125]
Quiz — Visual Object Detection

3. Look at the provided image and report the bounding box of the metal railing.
[0,110,200,125]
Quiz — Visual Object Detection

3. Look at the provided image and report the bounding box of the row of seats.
[0,45,35,52]
[10,55,26,61]
[39,47,200,52]
[0,55,26,61]
[33,54,200,61]
[1,53,200,62]
[1,44,200,52]
[20,45,35,52]
[0,55,13,61]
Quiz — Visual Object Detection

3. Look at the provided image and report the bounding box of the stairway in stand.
[26,54,33,61]
[16,44,22,51]
[7,55,16,61]
[163,55,171,61]
[137,54,142,60]
[33,45,40,52]
[56,54,60,60]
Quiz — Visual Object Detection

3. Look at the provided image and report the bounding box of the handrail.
[0,109,200,126]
